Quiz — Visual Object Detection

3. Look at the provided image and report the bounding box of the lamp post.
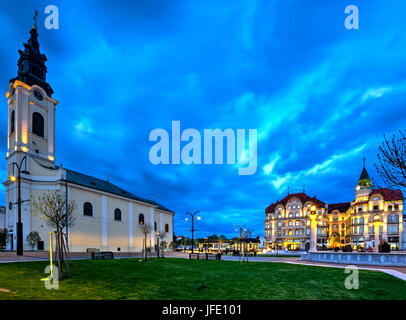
[373,214,382,252]
[156,231,160,258]
[9,155,30,256]
[235,225,246,253]
[185,210,200,253]
[309,204,318,252]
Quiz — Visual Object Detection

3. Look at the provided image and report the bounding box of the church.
[3,18,175,252]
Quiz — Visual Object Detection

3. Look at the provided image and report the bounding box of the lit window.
[138,213,144,224]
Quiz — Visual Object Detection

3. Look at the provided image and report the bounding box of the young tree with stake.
[31,190,77,280]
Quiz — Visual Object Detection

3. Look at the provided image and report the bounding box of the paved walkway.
[1,251,405,281]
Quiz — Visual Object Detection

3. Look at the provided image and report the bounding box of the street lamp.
[372,213,382,252]
[156,231,160,258]
[9,155,30,256]
[309,204,318,252]
[235,224,246,253]
[185,210,200,253]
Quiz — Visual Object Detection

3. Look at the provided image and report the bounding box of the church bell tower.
[6,11,58,177]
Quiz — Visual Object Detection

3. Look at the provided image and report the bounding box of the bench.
[189,253,222,260]
[189,253,200,260]
[92,251,114,260]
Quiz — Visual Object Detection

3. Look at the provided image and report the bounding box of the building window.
[32,112,44,137]
[154,221,157,231]
[114,208,122,221]
[138,213,144,225]
[165,223,169,233]
[358,207,362,212]
[359,217,364,224]
[10,110,15,134]
[388,205,393,211]
[306,229,310,235]
[394,204,399,211]
[373,205,379,211]
[83,202,93,216]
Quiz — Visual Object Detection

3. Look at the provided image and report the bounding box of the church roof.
[10,12,53,96]
[64,168,174,213]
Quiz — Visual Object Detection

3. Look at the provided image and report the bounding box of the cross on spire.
[32,9,38,30]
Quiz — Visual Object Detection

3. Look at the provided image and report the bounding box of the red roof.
[265,193,325,214]
[370,188,403,201]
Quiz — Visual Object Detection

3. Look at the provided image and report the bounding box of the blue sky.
[1,1,406,239]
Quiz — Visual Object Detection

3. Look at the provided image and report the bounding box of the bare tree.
[31,190,77,280]
[140,223,152,261]
[374,130,406,190]
[158,231,167,257]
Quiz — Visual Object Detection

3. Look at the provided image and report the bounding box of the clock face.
[33,89,44,101]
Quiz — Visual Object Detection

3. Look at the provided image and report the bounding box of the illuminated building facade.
[265,164,404,251]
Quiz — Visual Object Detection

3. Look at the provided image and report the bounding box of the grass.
[0,258,405,300]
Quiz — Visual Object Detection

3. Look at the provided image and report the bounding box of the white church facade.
[3,18,175,252]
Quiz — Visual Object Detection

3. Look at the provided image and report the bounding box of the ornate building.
[265,163,404,251]
[3,17,174,252]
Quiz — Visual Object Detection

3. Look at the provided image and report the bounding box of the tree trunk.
[143,235,147,261]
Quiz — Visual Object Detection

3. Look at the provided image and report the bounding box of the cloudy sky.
[1,1,405,239]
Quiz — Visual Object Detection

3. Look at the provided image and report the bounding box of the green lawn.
[0,258,405,300]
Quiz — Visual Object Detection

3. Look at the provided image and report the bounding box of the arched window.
[138,213,144,225]
[32,112,44,137]
[165,223,169,233]
[83,202,93,216]
[10,110,15,134]
[114,208,122,221]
